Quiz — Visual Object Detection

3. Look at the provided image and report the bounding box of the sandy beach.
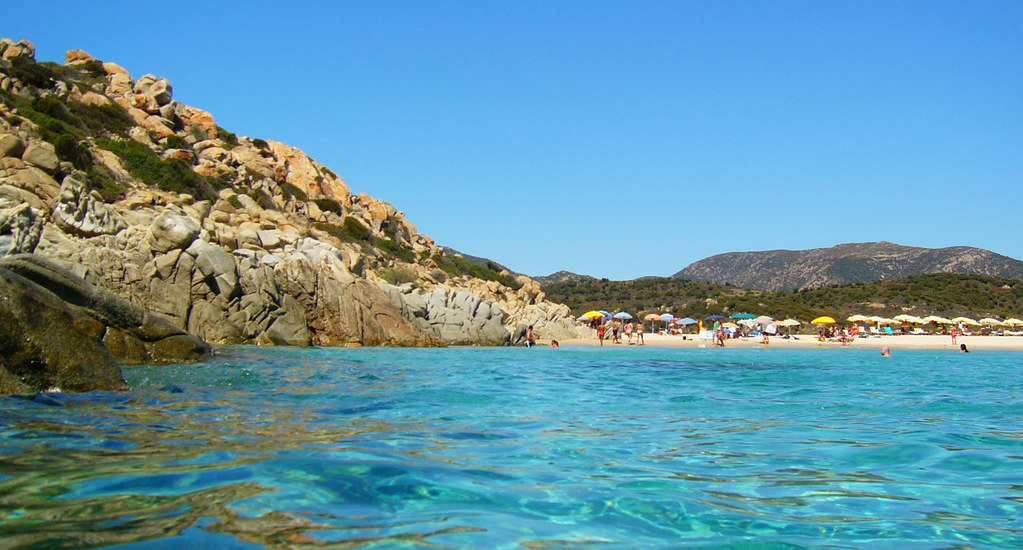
[559,332,1023,351]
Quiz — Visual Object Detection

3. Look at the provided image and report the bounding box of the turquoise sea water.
[1,346,1021,549]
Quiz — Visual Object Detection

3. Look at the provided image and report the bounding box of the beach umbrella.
[951,317,980,326]
[721,322,739,328]
[753,315,774,325]
[923,315,953,324]
[704,314,725,321]
[729,313,758,319]
[847,314,869,322]
[643,313,661,321]
[613,312,633,320]
[677,317,698,325]
[811,316,836,325]
[1003,318,1023,326]
[978,317,1003,326]
[660,313,674,322]
[580,311,605,320]
[777,319,801,326]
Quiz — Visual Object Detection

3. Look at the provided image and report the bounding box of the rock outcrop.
[0,254,212,393]
[0,39,587,349]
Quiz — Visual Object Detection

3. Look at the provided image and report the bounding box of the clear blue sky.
[7,1,1022,280]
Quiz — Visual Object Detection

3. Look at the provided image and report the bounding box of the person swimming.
[881,346,891,357]
[960,343,970,353]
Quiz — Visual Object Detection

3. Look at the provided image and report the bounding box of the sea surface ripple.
[1,345,1021,548]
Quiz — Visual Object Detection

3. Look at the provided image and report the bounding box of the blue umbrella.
[678,317,698,325]
[705,314,725,321]
[613,312,633,320]
[660,313,674,322]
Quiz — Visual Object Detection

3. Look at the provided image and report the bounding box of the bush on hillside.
[96,137,220,200]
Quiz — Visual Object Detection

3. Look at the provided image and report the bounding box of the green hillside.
[543,273,1023,323]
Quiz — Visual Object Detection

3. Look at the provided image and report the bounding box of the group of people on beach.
[595,319,647,346]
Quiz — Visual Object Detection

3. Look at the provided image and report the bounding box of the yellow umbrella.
[580,311,605,320]
[811,316,837,325]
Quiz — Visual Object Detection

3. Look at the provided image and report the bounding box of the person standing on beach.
[624,321,634,345]
[951,326,958,345]
[597,321,607,346]
[636,321,645,346]
[611,319,621,344]
[525,325,536,348]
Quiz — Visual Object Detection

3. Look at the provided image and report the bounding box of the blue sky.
[7,1,1022,280]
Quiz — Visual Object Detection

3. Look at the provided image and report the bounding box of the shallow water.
[1,346,1021,548]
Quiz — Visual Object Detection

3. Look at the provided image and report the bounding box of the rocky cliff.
[674,241,1023,291]
[0,39,584,346]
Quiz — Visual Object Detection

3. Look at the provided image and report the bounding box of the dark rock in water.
[0,254,213,394]
[0,254,212,365]
[0,263,126,393]
[31,392,66,407]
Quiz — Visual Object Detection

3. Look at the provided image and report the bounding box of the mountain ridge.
[671,241,1023,291]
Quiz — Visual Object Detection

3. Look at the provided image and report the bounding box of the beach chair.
[883,326,894,336]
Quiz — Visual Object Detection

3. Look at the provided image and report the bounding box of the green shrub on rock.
[314,198,344,216]
[379,267,418,286]
[96,137,220,200]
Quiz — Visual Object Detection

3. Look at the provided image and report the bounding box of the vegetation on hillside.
[543,273,1023,321]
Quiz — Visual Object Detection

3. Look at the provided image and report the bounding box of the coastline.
[557,332,1023,351]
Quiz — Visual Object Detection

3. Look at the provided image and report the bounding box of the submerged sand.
[558,332,1023,351]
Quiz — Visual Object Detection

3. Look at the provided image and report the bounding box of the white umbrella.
[951,317,980,326]
[923,315,953,324]
[1003,318,1023,326]
[978,317,1003,326]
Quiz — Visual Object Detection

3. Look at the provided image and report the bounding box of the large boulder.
[384,285,510,345]
[148,210,200,252]
[0,254,212,390]
[0,263,126,393]
[134,74,173,107]
[51,171,127,237]
[0,203,43,256]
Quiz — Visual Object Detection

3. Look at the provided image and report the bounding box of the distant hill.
[673,242,1023,291]
[533,270,596,287]
[542,272,1023,322]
